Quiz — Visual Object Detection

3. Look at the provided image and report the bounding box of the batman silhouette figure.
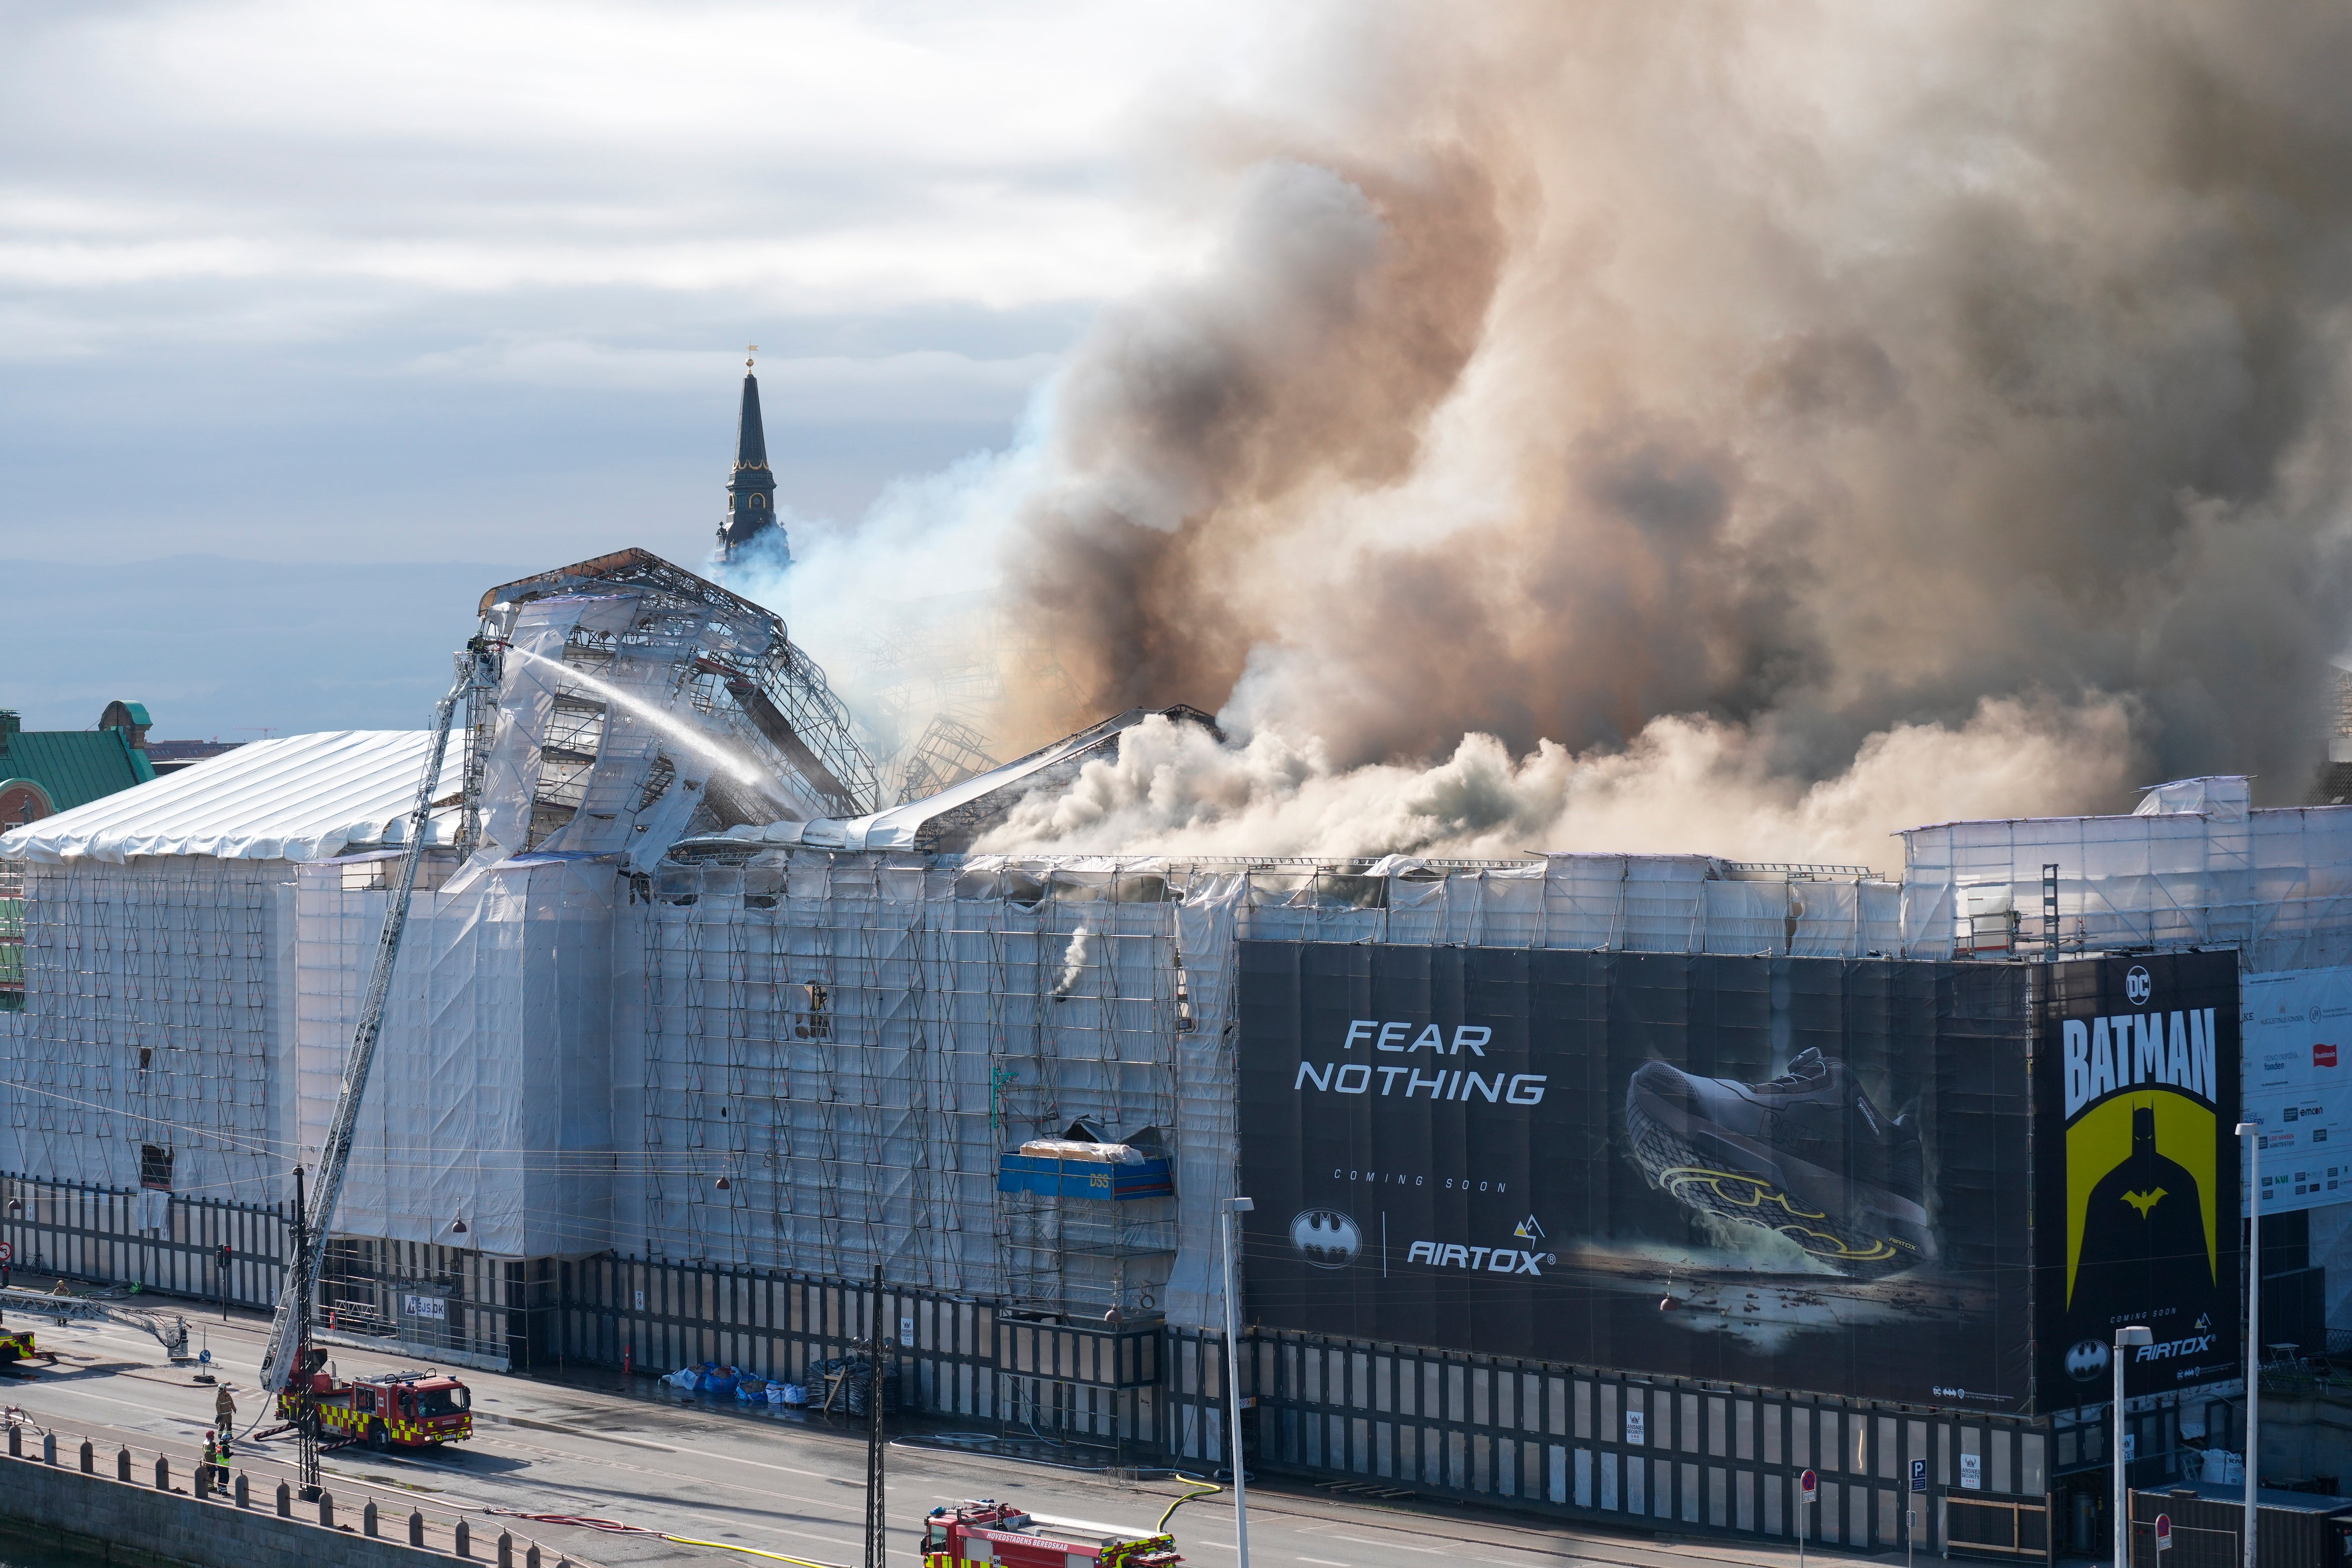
[2070,1103,2221,1347]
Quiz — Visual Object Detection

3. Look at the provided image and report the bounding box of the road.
[0,1280,1899,1568]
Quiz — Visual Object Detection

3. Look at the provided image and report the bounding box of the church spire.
[717,345,784,564]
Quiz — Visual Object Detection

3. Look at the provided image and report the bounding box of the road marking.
[1328,1534,1443,1555]
[1298,1558,1353,1565]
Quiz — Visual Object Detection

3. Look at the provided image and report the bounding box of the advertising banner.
[1237,943,2037,1411]
[2240,968,2352,1214]
[2031,953,2242,1406]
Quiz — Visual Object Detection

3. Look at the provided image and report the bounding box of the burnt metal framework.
[894,714,999,807]
[477,548,880,821]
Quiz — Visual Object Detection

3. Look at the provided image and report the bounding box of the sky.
[0,0,1272,736]
[12,0,2350,867]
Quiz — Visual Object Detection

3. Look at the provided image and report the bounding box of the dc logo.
[2126,966,2153,1006]
[2065,1338,2110,1381]
[1289,1209,1362,1271]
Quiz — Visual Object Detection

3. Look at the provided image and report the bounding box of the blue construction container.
[995,1153,1175,1201]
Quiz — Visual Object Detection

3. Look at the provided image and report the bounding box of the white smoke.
[977,700,2137,873]
[1053,924,1093,996]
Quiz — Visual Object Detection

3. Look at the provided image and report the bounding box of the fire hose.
[483,1509,841,1568]
[1157,1475,1223,1531]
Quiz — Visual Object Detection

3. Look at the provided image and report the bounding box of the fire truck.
[921,1499,1181,1568]
[275,1367,474,1450]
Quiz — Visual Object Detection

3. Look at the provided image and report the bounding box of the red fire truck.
[921,1499,1181,1568]
[275,1367,474,1449]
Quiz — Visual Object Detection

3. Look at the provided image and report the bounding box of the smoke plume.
[782,1,2352,864]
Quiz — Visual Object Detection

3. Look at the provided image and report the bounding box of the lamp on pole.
[2115,1324,2151,1568]
[2237,1120,2262,1568]
[1222,1196,1255,1568]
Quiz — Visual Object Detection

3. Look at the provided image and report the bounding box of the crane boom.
[256,661,470,1408]
[0,1287,190,1360]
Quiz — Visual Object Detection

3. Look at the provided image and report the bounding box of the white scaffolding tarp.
[296,853,614,1258]
[0,856,295,1207]
[0,732,460,866]
[1897,779,2352,971]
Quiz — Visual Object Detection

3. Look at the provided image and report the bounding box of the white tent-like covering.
[0,730,459,865]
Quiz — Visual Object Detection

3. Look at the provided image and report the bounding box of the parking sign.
[1911,1458,1927,1494]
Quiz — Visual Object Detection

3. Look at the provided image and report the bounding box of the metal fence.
[1181,1322,2050,1556]
[0,1178,2063,1553]
[0,1171,286,1309]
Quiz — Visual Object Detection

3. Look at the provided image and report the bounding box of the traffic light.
[216,1243,231,1270]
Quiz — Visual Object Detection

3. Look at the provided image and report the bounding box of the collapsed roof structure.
[472,548,879,854]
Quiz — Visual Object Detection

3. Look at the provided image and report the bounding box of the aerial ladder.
[0,1287,192,1365]
[249,643,495,1498]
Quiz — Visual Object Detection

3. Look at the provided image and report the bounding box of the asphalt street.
[0,1282,1907,1568]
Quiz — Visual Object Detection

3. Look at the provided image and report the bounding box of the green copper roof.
[0,727,155,813]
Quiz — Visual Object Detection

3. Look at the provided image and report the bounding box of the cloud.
[404,340,1058,419]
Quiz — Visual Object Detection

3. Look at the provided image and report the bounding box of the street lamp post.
[2237,1120,2262,1568]
[1222,1196,1255,1568]
[2116,1324,2152,1568]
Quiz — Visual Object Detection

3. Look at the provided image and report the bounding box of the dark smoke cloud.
[995,0,2352,823]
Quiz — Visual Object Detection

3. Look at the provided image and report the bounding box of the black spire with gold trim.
[717,345,785,564]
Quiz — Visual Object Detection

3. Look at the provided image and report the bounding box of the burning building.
[3,548,2351,1554]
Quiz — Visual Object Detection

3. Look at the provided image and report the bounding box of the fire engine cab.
[276,1367,474,1449]
[922,1499,1181,1568]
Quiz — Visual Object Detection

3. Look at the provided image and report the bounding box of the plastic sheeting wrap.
[296,854,614,1257]
[627,850,1924,1327]
[0,855,294,1206]
[470,592,738,873]
[0,732,461,866]
[1226,855,1899,957]
[1167,870,1244,1331]
[635,852,1196,1318]
[1897,780,2352,972]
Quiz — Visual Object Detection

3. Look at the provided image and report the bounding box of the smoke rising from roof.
[780,1,2352,865]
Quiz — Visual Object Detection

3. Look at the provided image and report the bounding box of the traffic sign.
[2155,1514,2173,1554]
[0,1241,15,1265]
[1911,1458,1928,1493]
[1801,1469,1818,1501]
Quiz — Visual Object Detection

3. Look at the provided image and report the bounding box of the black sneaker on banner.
[1624,1047,1934,1276]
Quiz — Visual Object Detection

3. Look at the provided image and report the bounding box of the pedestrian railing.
[0,1406,596,1566]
